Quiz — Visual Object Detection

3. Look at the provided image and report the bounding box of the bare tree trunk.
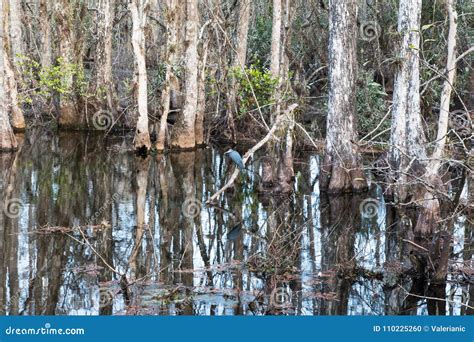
[130,0,151,151]
[8,0,23,62]
[429,0,458,176]
[262,0,287,187]
[233,0,250,70]
[55,0,83,128]
[414,0,458,237]
[195,36,208,146]
[39,0,52,70]
[273,0,295,190]
[3,0,25,130]
[389,0,426,201]
[320,0,367,193]
[170,0,198,150]
[155,0,178,151]
[0,0,17,151]
[270,0,282,80]
[91,0,116,112]
[269,0,283,124]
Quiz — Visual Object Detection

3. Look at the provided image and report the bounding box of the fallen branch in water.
[206,103,298,205]
[32,223,110,234]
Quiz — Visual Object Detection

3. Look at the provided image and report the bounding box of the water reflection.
[0,130,471,315]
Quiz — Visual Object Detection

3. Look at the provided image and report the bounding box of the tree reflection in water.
[0,131,471,315]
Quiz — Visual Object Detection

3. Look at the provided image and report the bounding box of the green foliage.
[356,71,389,141]
[17,56,89,103]
[230,65,279,117]
[247,14,272,68]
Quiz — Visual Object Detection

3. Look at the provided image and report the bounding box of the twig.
[398,285,474,310]
[402,239,429,253]
[64,228,122,277]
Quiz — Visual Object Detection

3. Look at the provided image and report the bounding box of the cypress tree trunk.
[130,0,151,151]
[0,0,17,151]
[389,0,426,201]
[320,0,367,193]
[170,0,198,150]
[195,38,208,146]
[156,0,178,151]
[91,0,116,113]
[39,0,52,71]
[55,0,84,128]
[3,0,25,130]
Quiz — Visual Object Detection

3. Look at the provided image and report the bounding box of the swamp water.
[0,131,471,315]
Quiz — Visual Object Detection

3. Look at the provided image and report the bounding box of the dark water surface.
[0,131,471,315]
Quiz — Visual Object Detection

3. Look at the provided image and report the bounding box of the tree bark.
[39,0,52,71]
[155,0,178,151]
[8,0,23,62]
[320,0,367,193]
[429,0,458,176]
[414,0,458,237]
[270,0,282,80]
[130,0,151,151]
[3,0,25,130]
[91,0,116,112]
[195,37,208,146]
[389,0,426,201]
[266,0,295,191]
[170,0,198,150]
[55,0,83,128]
[0,0,17,151]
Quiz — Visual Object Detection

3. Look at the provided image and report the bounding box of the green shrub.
[17,56,88,104]
[230,64,279,118]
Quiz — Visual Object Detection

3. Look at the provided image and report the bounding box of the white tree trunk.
[156,0,178,151]
[3,55,24,130]
[320,0,367,193]
[3,1,24,130]
[170,0,198,150]
[429,0,458,175]
[234,0,250,69]
[415,0,459,237]
[270,0,282,79]
[0,0,17,151]
[92,0,116,112]
[8,0,23,62]
[389,0,426,199]
[131,0,151,150]
[195,39,208,146]
[39,0,52,70]
[55,0,80,127]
